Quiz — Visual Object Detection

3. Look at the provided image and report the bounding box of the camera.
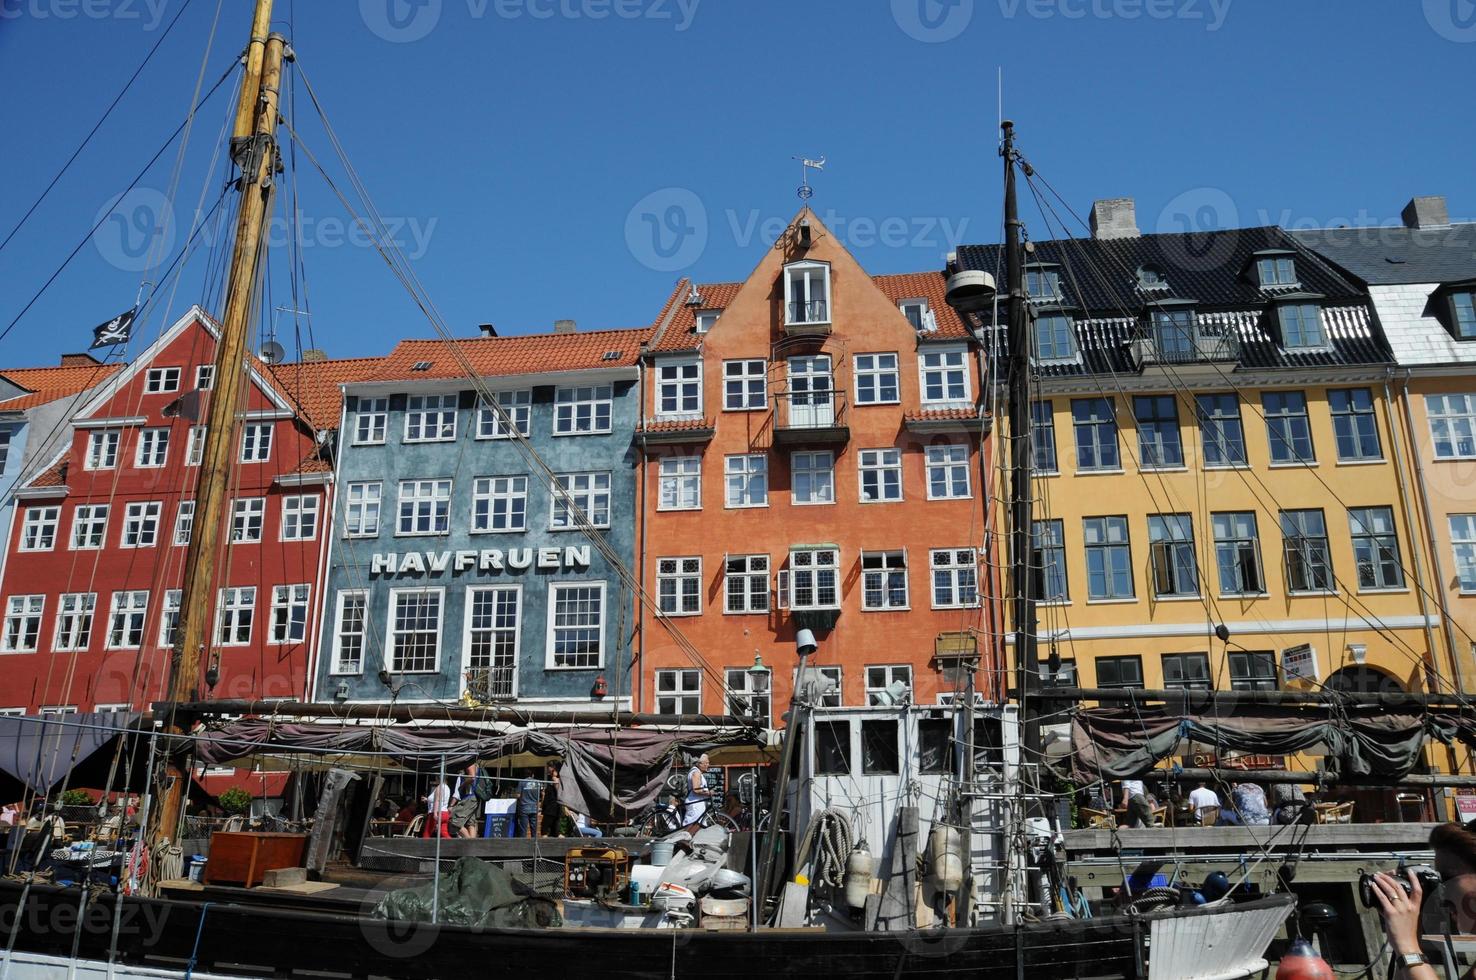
[1359,863,1441,909]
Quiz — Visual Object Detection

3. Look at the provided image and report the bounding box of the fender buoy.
[1275,939,1334,980]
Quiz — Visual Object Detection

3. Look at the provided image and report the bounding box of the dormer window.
[1277,303,1326,349]
[1256,255,1298,287]
[1136,265,1168,290]
[899,299,928,331]
[1151,308,1197,359]
[1450,290,1476,339]
[784,261,830,326]
[694,310,719,334]
[1025,266,1061,300]
[1033,314,1077,362]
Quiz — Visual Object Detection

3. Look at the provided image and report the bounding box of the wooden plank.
[877,806,918,931]
[1064,822,1439,854]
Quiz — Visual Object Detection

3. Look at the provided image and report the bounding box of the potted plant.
[57,788,97,821]
[218,787,253,817]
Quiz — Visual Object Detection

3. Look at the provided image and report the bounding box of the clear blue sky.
[0,0,1472,365]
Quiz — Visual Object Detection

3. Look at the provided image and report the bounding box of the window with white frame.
[781,548,840,610]
[656,359,702,417]
[2,595,44,652]
[657,557,702,615]
[548,583,604,668]
[694,310,720,334]
[230,497,265,542]
[71,504,108,550]
[783,261,830,325]
[899,299,928,331]
[0,425,10,471]
[554,385,613,435]
[925,444,970,499]
[388,588,442,672]
[919,345,969,405]
[854,353,900,405]
[723,359,767,411]
[186,425,205,465]
[239,423,273,462]
[145,367,181,393]
[121,502,161,548]
[1428,394,1476,459]
[85,429,120,470]
[269,584,310,644]
[865,665,912,706]
[791,451,834,505]
[476,390,532,439]
[53,593,95,652]
[1451,515,1476,593]
[135,428,169,467]
[472,476,528,533]
[172,501,194,546]
[466,586,519,691]
[332,591,368,673]
[20,506,59,551]
[353,397,389,445]
[659,456,701,511]
[930,548,979,608]
[810,665,843,706]
[858,448,902,503]
[281,495,319,541]
[158,590,181,648]
[106,591,147,649]
[724,454,767,508]
[862,551,908,610]
[550,472,611,529]
[724,554,769,613]
[344,481,382,537]
[404,394,458,442]
[397,479,452,535]
[215,586,256,646]
[725,667,770,723]
[195,364,214,390]
[656,669,701,715]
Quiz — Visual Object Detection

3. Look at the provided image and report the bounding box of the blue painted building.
[312,325,647,709]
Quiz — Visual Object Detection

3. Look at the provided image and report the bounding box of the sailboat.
[0,3,1298,978]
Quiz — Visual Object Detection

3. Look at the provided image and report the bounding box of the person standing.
[422,778,451,839]
[682,754,713,833]
[449,764,482,839]
[1119,778,1155,828]
[516,770,542,838]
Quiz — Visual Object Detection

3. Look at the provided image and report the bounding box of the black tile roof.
[1292,224,1476,286]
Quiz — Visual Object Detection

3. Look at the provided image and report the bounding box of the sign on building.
[1281,643,1318,682]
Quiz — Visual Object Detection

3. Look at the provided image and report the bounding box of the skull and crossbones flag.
[89,308,136,350]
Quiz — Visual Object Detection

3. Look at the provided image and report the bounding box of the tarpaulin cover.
[0,712,145,794]
[1070,705,1476,782]
[370,856,561,928]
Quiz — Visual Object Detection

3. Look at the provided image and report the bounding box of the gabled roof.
[0,362,124,412]
[369,327,650,383]
[1292,224,1476,286]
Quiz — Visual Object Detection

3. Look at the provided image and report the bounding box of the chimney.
[478,323,498,338]
[59,353,101,367]
[301,349,327,363]
[554,319,577,334]
[1401,196,1450,230]
[1089,198,1140,240]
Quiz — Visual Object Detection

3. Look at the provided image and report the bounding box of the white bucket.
[649,839,675,867]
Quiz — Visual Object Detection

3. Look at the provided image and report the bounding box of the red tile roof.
[647,281,742,353]
[262,356,384,431]
[904,407,986,423]
[371,328,651,383]
[28,457,68,488]
[642,417,714,433]
[871,272,972,339]
[0,362,124,412]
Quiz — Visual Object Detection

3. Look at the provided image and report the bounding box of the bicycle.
[635,793,739,837]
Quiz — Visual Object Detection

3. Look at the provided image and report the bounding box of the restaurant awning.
[0,712,147,796]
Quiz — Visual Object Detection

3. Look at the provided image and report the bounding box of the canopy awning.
[0,712,148,796]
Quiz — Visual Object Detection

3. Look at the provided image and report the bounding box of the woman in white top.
[682,754,712,832]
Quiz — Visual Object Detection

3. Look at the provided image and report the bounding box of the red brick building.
[0,306,378,713]
[635,211,1000,722]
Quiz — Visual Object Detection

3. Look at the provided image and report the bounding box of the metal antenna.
[793,155,825,201]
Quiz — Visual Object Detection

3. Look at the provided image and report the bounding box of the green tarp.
[370,857,561,929]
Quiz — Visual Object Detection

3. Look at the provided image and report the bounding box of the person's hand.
[1371,870,1424,957]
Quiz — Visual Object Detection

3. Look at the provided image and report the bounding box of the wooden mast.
[149,0,284,848]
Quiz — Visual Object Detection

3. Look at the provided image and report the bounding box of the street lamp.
[745,653,772,724]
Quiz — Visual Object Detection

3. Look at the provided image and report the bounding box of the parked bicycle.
[634,791,739,837]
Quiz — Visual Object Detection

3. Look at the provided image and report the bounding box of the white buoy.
[844,843,876,909]
[929,825,964,893]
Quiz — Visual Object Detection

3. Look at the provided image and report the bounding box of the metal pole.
[432,754,445,924]
[749,763,759,931]
[755,651,809,914]
[150,699,751,728]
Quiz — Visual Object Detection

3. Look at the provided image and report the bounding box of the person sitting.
[1120,778,1155,828]
[1271,782,1308,825]
[1188,782,1221,824]
[1371,820,1476,979]
[572,812,603,838]
[1230,782,1270,826]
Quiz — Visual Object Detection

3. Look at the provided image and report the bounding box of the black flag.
[89,308,136,350]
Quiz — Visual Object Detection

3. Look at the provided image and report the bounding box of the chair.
[1080,807,1117,830]
[1324,801,1354,824]
[1198,805,1220,827]
[402,814,425,837]
[1150,805,1168,827]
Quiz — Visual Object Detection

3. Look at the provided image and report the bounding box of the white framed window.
[464,585,520,698]
[215,586,256,646]
[280,495,320,541]
[657,557,702,616]
[20,506,59,551]
[783,260,831,326]
[656,669,701,715]
[779,548,840,611]
[854,353,900,405]
[900,299,929,330]
[694,310,720,334]
[724,554,770,614]
[172,501,194,546]
[925,444,971,499]
[658,456,701,511]
[2,595,44,652]
[809,665,844,706]
[1452,515,1476,593]
[550,472,611,530]
[353,397,389,445]
[723,359,767,411]
[158,590,181,648]
[53,593,95,652]
[331,591,368,674]
[135,428,169,468]
[862,551,908,610]
[858,448,903,503]
[145,367,181,393]
[547,583,604,669]
[85,429,120,470]
[725,666,770,723]
[195,364,214,390]
[472,476,528,533]
[269,584,311,644]
[791,451,834,505]
[239,423,273,463]
[39,705,77,717]
[919,345,970,405]
[186,425,206,465]
[865,665,913,705]
[70,504,108,550]
[724,454,767,508]
[1428,394,1476,460]
[404,393,458,443]
[344,481,382,537]
[656,359,703,417]
[476,390,532,439]
[930,548,979,608]
[230,497,265,542]
[106,591,148,650]
[397,479,452,536]
[554,385,613,435]
[121,501,161,548]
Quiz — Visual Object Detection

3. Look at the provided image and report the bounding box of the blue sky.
[0,0,1472,365]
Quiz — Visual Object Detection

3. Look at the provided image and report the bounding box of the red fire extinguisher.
[1275,939,1334,980]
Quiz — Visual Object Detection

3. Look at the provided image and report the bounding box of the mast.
[149,0,284,848]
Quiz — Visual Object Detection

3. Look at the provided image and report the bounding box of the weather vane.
[794,155,825,201]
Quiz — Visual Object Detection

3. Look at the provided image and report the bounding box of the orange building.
[634,210,999,722]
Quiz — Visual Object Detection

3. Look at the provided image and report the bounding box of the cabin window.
[918,719,953,774]
[861,720,900,775]
[815,720,852,775]
[865,664,913,705]
[810,666,843,707]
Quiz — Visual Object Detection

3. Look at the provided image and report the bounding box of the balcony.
[784,299,831,337]
[774,388,849,445]
[464,666,515,703]
[1132,329,1240,366]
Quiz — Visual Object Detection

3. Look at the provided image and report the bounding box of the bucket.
[186,856,207,882]
[649,839,674,867]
